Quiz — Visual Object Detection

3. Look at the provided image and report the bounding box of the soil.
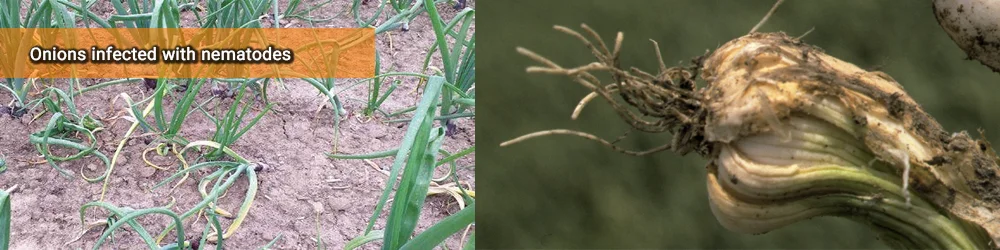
[0,0,476,249]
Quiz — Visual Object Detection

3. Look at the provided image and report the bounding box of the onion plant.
[284,27,375,152]
[78,201,187,249]
[201,0,270,28]
[351,0,388,28]
[505,22,1000,248]
[334,2,478,248]
[150,141,260,244]
[126,79,207,145]
[0,0,78,111]
[353,0,448,118]
[351,0,455,31]
[362,52,399,117]
[106,0,182,29]
[283,0,335,24]
[80,141,262,249]
[29,87,112,182]
[334,77,475,249]
[419,2,474,128]
[362,0,476,123]
[196,80,273,160]
[1,186,11,250]
[390,0,413,13]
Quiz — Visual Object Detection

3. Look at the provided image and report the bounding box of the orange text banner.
[0,28,375,79]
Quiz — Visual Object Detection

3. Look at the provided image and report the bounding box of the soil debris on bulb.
[505,24,1000,249]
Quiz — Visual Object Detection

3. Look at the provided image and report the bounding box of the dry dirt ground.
[0,0,475,249]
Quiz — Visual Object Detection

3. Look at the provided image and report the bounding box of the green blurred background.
[479,0,1000,248]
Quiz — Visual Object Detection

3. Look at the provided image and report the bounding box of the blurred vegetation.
[479,0,1000,248]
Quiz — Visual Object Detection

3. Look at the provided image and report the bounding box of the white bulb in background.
[933,0,1000,73]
